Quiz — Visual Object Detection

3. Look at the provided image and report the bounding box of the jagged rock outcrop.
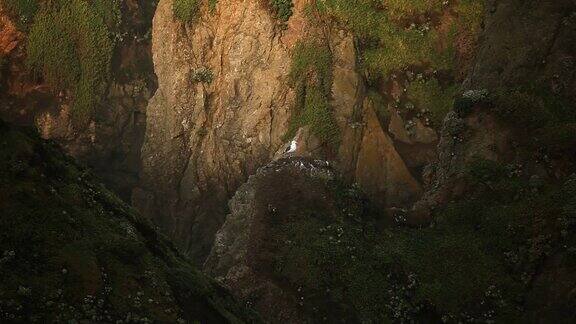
[137,0,421,261]
[354,102,422,208]
[0,120,259,323]
[135,0,296,262]
[205,0,576,322]
[412,107,512,221]
[407,1,576,318]
[204,157,371,323]
[465,0,576,100]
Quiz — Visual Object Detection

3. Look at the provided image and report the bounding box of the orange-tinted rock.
[355,104,422,207]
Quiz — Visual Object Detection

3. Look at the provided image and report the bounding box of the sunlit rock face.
[137,0,425,261]
[135,0,298,262]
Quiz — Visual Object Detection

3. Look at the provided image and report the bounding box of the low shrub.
[269,0,294,22]
[173,0,200,23]
[490,87,575,130]
[487,87,576,154]
[453,89,489,117]
[190,67,214,84]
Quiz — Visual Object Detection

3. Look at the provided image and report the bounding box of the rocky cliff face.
[204,158,341,323]
[1,0,575,322]
[415,0,576,219]
[135,0,297,261]
[136,0,480,261]
[0,1,158,201]
[203,0,576,322]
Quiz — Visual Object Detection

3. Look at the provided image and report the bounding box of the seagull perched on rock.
[285,140,297,154]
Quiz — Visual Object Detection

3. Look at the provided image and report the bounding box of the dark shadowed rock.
[0,120,260,323]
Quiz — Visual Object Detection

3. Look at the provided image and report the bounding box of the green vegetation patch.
[190,67,214,84]
[208,0,218,13]
[3,0,39,28]
[272,212,398,322]
[173,0,200,23]
[287,41,340,146]
[480,86,576,154]
[269,0,294,23]
[25,0,117,126]
[310,0,483,129]
[315,0,483,79]
[385,158,576,320]
[90,0,123,31]
[263,156,576,322]
[490,87,576,131]
[454,86,576,158]
[406,77,457,127]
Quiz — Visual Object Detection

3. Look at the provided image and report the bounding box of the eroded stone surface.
[138,0,423,261]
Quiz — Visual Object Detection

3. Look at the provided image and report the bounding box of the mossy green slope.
[286,41,340,146]
[312,0,484,128]
[316,0,482,77]
[3,0,121,126]
[248,158,576,322]
[0,119,260,323]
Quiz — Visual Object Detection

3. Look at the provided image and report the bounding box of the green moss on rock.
[462,86,576,154]
[232,155,576,322]
[315,0,483,78]
[287,41,340,146]
[406,77,457,127]
[173,0,199,23]
[269,0,294,23]
[25,0,117,126]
